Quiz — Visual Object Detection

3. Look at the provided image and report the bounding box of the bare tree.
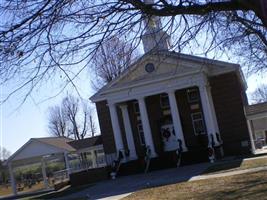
[251,84,267,103]
[0,160,8,185]
[0,0,266,102]
[48,105,69,137]
[48,95,96,139]
[0,147,11,161]
[89,114,97,137]
[91,37,139,90]
[0,147,10,184]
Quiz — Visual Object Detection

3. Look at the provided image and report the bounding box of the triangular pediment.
[90,51,240,102]
[109,52,203,88]
[13,140,60,161]
[8,138,73,163]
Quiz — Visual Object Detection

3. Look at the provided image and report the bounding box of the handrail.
[208,134,215,163]
[144,146,151,173]
[216,132,224,157]
[176,139,183,167]
[110,150,124,179]
[216,132,223,145]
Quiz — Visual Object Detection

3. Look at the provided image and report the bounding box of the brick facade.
[96,101,116,154]
[209,72,250,155]
[96,72,250,166]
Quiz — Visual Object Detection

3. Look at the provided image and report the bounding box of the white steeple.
[141,0,171,53]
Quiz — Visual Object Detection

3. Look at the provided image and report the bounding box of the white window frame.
[133,101,140,114]
[191,112,206,135]
[95,149,106,166]
[187,88,199,103]
[255,130,266,140]
[160,93,170,109]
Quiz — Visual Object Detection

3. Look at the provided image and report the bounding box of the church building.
[90,2,251,172]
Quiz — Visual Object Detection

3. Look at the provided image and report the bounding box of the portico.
[91,57,228,163]
[4,137,75,196]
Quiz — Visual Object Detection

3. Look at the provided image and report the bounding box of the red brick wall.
[96,101,116,154]
[209,72,250,155]
[70,167,109,186]
[175,87,209,150]
[95,71,250,160]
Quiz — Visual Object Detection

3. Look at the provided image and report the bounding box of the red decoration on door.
[162,128,171,141]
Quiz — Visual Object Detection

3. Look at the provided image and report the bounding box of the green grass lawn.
[124,170,267,200]
[203,156,267,174]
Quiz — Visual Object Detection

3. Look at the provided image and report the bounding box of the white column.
[64,152,70,179]
[199,85,220,146]
[108,102,124,152]
[137,97,157,157]
[206,85,224,157]
[206,86,220,133]
[167,90,188,151]
[8,163,17,195]
[247,120,256,154]
[41,158,49,189]
[120,104,138,160]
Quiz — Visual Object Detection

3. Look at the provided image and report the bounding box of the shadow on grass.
[29,184,93,199]
[202,160,243,174]
[207,180,267,200]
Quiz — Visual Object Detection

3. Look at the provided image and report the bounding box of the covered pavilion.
[4,137,75,196]
[246,102,267,154]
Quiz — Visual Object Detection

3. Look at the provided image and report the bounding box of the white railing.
[69,156,107,174]
[53,169,69,184]
[176,139,183,167]
[144,146,151,173]
[110,150,124,179]
[254,139,267,149]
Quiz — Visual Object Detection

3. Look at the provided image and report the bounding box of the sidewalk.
[56,162,211,200]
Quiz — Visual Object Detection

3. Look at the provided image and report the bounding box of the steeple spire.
[141,0,171,53]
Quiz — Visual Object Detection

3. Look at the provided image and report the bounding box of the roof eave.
[90,51,246,103]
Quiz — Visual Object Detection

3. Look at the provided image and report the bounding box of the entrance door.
[161,124,179,152]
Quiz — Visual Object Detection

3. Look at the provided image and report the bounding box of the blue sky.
[0,67,98,156]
